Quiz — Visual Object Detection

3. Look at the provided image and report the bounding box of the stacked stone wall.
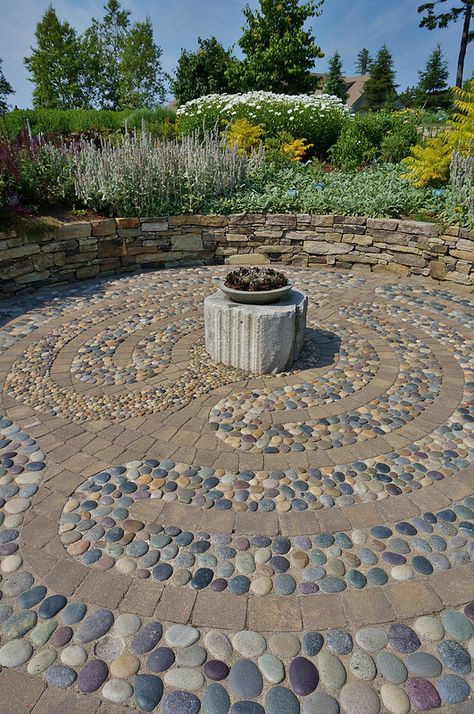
[1,214,473,295]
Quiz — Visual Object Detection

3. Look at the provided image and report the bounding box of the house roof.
[313,73,370,108]
[344,75,370,108]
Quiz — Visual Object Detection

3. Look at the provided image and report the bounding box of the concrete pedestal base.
[204,289,308,374]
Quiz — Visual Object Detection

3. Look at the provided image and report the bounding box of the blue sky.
[0,0,471,108]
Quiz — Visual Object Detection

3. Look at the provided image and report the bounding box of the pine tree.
[364,44,398,110]
[238,0,325,93]
[355,48,372,75]
[418,1,473,87]
[417,44,450,108]
[0,58,14,114]
[323,51,348,102]
[24,5,85,109]
[172,37,241,105]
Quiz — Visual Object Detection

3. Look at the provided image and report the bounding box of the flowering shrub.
[177,91,350,156]
[72,129,263,216]
[281,137,313,161]
[223,119,265,155]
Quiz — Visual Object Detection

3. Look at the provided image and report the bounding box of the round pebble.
[102,679,133,704]
[340,681,380,714]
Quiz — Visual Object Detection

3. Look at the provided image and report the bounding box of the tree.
[398,85,420,108]
[323,51,348,101]
[172,37,241,105]
[24,5,85,109]
[0,59,14,114]
[418,44,451,107]
[82,0,165,109]
[364,44,398,110]
[82,0,131,109]
[418,1,473,87]
[238,0,325,93]
[356,48,372,75]
[119,18,166,108]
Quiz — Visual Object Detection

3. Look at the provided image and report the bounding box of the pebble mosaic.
[0,266,473,713]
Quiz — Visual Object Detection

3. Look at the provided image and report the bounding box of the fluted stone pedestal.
[204,289,307,375]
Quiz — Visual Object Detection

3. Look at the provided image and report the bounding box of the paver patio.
[0,265,472,714]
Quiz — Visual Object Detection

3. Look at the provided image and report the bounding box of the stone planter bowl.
[219,282,293,305]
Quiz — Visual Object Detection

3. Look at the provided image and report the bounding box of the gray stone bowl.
[219,282,293,304]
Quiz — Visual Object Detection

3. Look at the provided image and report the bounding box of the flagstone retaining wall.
[1,214,473,296]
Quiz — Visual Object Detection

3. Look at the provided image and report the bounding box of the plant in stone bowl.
[220,267,292,304]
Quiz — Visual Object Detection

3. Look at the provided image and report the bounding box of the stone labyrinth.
[0,265,473,714]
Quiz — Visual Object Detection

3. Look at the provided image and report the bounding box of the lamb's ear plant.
[71,128,264,217]
[204,163,445,220]
[442,145,474,229]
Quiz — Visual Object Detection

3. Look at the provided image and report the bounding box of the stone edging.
[1,214,473,296]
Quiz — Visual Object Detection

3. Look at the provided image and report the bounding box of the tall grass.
[72,129,264,216]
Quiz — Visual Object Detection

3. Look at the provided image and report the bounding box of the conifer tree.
[0,59,14,114]
[323,51,348,102]
[418,44,450,108]
[355,47,372,75]
[24,5,85,109]
[418,0,473,87]
[364,44,398,110]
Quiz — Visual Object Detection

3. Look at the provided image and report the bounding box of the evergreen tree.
[418,44,451,108]
[238,0,325,93]
[364,44,398,110]
[418,0,473,87]
[172,37,241,105]
[323,51,348,101]
[119,18,166,108]
[355,47,372,75]
[24,5,85,109]
[398,85,419,108]
[0,59,14,114]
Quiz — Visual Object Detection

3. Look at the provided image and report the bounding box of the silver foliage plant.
[443,146,474,229]
[72,129,264,216]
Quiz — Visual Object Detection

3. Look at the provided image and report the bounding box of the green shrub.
[329,133,376,171]
[2,107,176,139]
[18,144,75,206]
[177,92,350,157]
[204,162,444,219]
[330,111,421,169]
[380,122,418,163]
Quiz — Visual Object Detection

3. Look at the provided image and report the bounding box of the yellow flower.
[281,138,313,161]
